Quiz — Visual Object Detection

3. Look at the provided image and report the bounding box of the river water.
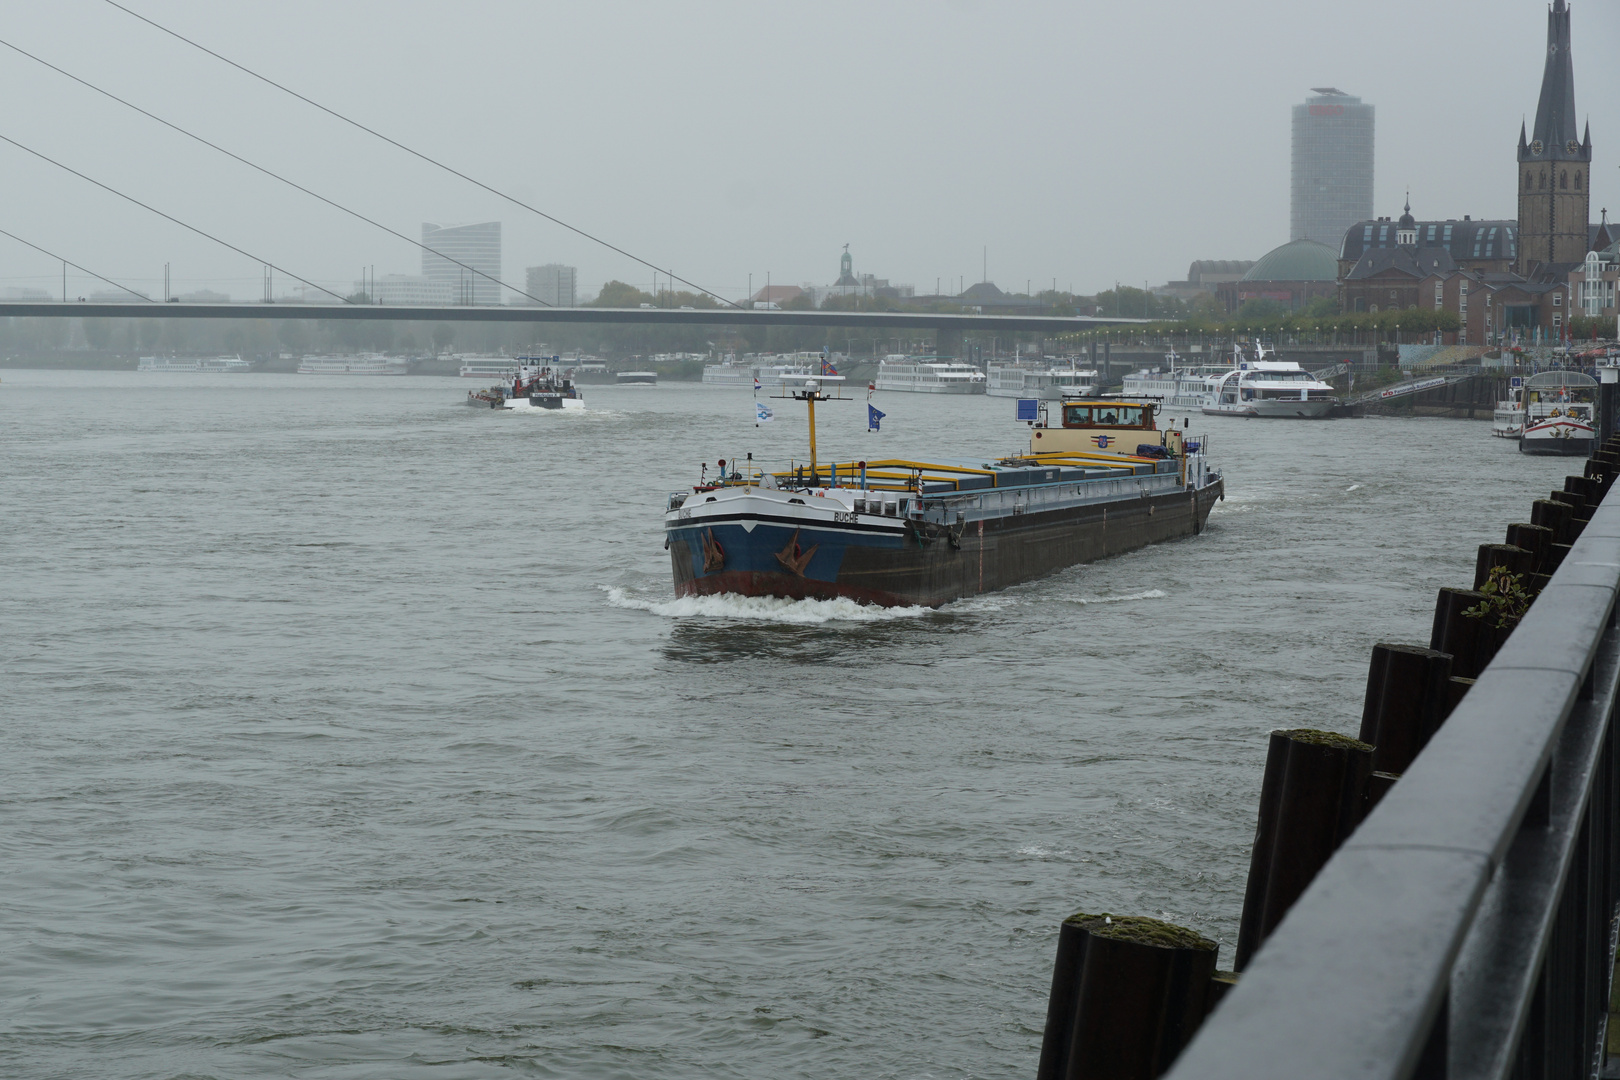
[1,370,1578,1079]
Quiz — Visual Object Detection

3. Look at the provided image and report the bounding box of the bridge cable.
[0,226,154,301]
[100,0,743,308]
[0,38,551,307]
[0,131,350,304]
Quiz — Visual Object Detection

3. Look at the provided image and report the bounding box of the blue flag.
[868,404,885,432]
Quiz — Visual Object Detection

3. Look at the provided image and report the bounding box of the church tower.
[1517,0,1592,274]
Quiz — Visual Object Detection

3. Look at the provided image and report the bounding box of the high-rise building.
[525,263,577,307]
[421,222,502,306]
[1516,0,1591,274]
[352,274,454,305]
[1290,89,1375,248]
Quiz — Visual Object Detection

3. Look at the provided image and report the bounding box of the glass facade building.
[1290,89,1375,249]
[421,222,502,306]
[525,263,577,307]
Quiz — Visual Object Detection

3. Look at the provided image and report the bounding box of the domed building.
[1216,238,1339,314]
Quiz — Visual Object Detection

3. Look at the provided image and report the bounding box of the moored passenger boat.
[1202,344,1336,419]
[1121,349,1228,410]
[874,356,986,394]
[458,355,519,379]
[137,355,252,373]
[664,383,1222,607]
[298,354,410,376]
[1492,380,1524,439]
[1519,370,1596,455]
[985,362,1100,399]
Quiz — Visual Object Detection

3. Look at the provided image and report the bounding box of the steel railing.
[1166,491,1620,1078]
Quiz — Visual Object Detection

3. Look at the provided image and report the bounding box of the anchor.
[773,529,818,577]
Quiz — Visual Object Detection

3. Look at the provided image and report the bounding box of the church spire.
[1522,0,1588,162]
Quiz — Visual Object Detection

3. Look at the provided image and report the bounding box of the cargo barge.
[663,381,1223,607]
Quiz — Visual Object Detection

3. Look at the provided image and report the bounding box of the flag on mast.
[867,404,885,432]
[753,375,761,393]
[755,401,775,425]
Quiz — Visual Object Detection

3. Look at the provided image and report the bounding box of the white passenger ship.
[703,352,824,388]
[874,356,986,394]
[458,356,519,379]
[1203,360,1336,418]
[137,355,252,373]
[297,354,410,376]
[1492,381,1524,439]
[985,362,1099,399]
[702,357,752,388]
[1121,351,1229,410]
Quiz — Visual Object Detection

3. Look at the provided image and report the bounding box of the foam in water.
[1066,589,1167,606]
[602,585,933,624]
[1346,483,1363,492]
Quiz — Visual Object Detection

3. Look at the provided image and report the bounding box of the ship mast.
[783,375,846,480]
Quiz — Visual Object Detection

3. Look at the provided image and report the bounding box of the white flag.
[755,401,774,424]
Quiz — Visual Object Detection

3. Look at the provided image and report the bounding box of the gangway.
[1346,371,1476,406]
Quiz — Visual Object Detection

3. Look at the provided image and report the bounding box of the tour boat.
[663,381,1222,608]
[137,355,251,373]
[1492,381,1524,439]
[985,362,1100,399]
[874,356,986,394]
[703,353,821,388]
[458,356,520,379]
[701,358,752,387]
[1518,370,1596,456]
[298,354,410,376]
[1201,344,1336,419]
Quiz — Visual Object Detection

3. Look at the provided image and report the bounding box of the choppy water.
[1,370,1578,1079]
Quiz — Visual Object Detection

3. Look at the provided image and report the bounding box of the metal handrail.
[1166,491,1620,1078]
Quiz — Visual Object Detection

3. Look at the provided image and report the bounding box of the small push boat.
[466,357,584,411]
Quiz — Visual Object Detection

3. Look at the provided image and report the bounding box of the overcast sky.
[2,0,1617,303]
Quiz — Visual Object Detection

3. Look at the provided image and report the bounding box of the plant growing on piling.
[1462,566,1534,629]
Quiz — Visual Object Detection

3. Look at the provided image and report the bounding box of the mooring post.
[1358,643,1453,775]
[1504,522,1554,572]
[1531,498,1575,545]
[1472,543,1536,589]
[1563,474,1603,512]
[1430,587,1493,678]
[1548,490,1590,532]
[1035,914,1218,1080]
[1234,729,1374,971]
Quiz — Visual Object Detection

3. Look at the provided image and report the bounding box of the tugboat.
[465,357,584,410]
[663,380,1223,608]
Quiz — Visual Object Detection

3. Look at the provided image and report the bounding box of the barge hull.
[668,478,1223,608]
